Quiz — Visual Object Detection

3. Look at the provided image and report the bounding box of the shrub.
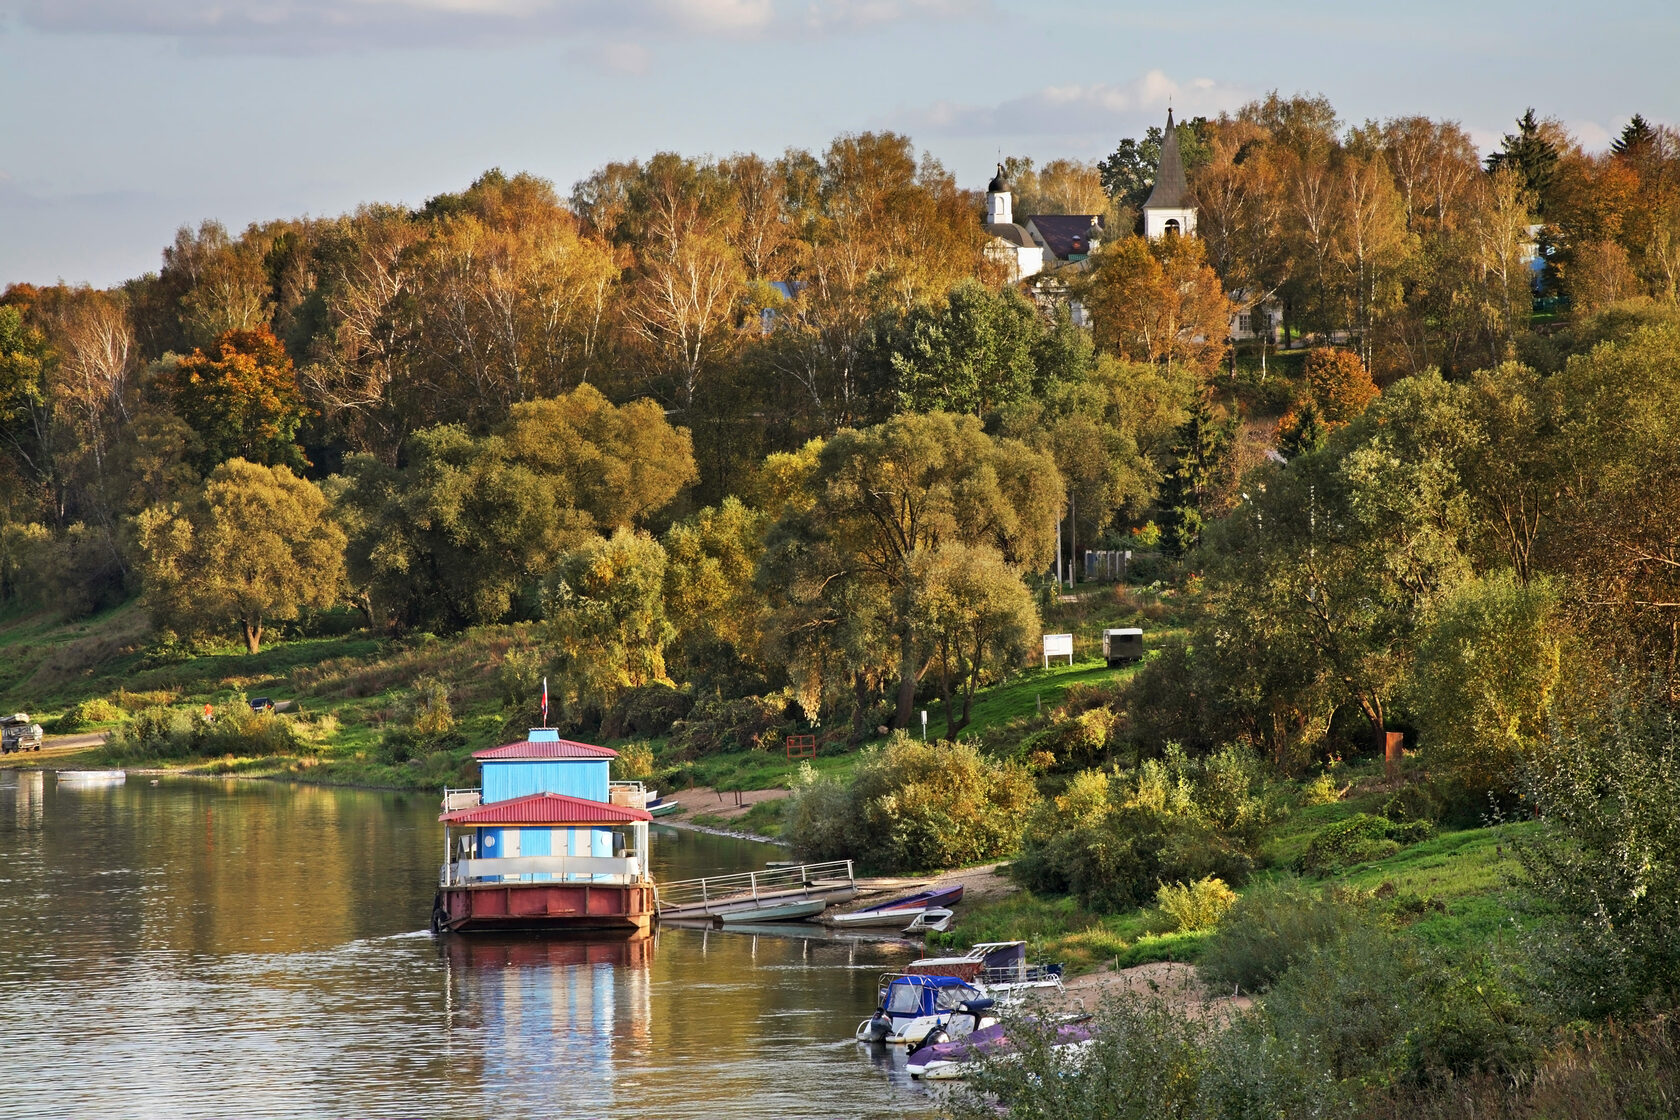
[610,741,655,781]
[1155,876,1237,932]
[1300,771,1344,805]
[785,735,1039,873]
[1199,878,1370,993]
[601,682,692,739]
[1011,746,1277,913]
[48,697,126,733]
[106,701,304,760]
[1296,813,1434,875]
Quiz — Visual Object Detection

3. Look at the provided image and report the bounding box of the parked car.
[1,713,44,754]
[248,697,275,713]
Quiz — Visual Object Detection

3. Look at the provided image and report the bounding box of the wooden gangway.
[654,859,857,922]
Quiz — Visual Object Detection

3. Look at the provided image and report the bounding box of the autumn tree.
[1303,347,1378,424]
[136,459,346,653]
[153,326,307,474]
[1082,235,1232,377]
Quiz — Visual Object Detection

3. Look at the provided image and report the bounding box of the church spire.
[1143,108,1190,211]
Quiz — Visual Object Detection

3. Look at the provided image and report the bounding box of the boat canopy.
[884,975,984,1018]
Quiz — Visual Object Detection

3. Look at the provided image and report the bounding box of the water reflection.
[0,772,937,1119]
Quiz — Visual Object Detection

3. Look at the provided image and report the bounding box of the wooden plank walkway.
[654,859,856,922]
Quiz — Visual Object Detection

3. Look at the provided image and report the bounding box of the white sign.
[1043,633,1074,667]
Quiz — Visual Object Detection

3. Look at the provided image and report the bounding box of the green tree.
[888,280,1045,416]
[909,542,1040,738]
[136,459,346,653]
[761,412,1062,728]
[544,529,674,724]
[662,497,771,695]
[1520,678,1680,1019]
[338,385,695,631]
[153,326,307,474]
[1410,571,1562,797]
[1485,109,1562,210]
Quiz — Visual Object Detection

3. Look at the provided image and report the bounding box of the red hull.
[435,882,654,935]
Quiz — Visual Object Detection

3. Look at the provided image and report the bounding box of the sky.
[2,0,1676,288]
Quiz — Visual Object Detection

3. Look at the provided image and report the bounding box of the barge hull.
[436,883,654,935]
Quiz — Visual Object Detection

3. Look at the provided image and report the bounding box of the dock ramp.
[655,859,856,922]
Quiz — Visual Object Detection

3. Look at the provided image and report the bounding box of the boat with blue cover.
[854,973,997,1046]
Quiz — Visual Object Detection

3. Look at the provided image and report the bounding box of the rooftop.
[474,739,619,761]
[439,790,652,826]
[1143,108,1193,211]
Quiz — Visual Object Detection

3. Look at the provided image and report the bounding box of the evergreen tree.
[1485,109,1560,212]
[1159,394,1235,556]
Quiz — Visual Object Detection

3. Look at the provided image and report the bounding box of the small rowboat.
[719,898,827,924]
[648,799,681,817]
[903,907,954,934]
[830,884,964,927]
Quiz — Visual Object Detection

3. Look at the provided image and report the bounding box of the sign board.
[1043,633,1074,667]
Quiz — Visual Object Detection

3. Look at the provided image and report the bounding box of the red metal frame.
[786,734,817,760]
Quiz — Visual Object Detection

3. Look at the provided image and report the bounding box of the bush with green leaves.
[785,734,1038,873]
[48,697,126,734]
[666,692,792,757]
[1518,677,1680,1020]
[1198,878,1371,993]
[1296,813,1434,875]
[610,741,655,781]
[1011,745,1281,913]
[107,702,303,760]
[1155,876,1237,932]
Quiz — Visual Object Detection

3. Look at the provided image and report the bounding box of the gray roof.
[986,222,1036,248]
[1143,108,1192,211]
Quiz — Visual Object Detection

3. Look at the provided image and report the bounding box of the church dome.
[987,163,1008,193]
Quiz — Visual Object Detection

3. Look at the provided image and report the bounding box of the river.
[0,769,942,1119]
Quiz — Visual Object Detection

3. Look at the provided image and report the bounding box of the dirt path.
[660,784,790,821]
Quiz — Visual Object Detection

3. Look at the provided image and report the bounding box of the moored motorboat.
[829,884,964,927]
[908,1017,1093,1080]
[718,898,827,924]
[854,973,996,1046]
[906,941,1064,997]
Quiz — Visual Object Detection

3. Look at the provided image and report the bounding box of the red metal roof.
[440,791,652,826]
[473,739,618,760]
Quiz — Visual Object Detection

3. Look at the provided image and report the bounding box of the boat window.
[888,984,927,1015]
[936,985,981,1011]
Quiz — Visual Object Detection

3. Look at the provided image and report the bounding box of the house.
[1024,214,1104,264]
[983,166,1045,282]
[432,727,655,934]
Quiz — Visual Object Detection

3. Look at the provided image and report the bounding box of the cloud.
[0,0,965,52]
[901,69,1252,142]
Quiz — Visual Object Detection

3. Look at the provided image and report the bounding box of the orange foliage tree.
[155,326,307,474]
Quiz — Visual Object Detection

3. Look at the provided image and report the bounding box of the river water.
[0,770,941,1120]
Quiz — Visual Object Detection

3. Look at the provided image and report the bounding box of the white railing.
[441,854,643,887]
[441,787,482,812]
[654,859,854,912]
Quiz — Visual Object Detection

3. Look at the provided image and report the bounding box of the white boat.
[56,769,127,784]
[830,884,964,927]
[902,907,953,934]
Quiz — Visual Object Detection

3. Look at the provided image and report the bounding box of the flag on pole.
[541,677,549,726]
